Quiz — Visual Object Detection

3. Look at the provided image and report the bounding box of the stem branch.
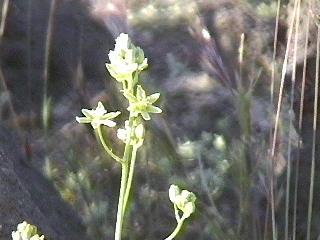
[123,145,138,212]
[97,127,123,163]
[164,218,186,240]
[114,114,135,239]
[115,162,129,240]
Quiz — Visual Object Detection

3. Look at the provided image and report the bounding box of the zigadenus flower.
[76,101,120,129]
[124,85,162,120]
[12,221,45,240]
[106,33,148,83]
[169,185,196,219]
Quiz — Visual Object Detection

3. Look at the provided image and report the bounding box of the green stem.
[115,162,129,240]
[123,145,138,212]
[120,114,134,217]
[97,127,123,163]
[114,114,135,239]
[164,218,186,240]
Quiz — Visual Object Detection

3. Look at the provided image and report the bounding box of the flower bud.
[12,222,45,240]
[168,185,196,219]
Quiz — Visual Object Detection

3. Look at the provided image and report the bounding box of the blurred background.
[0,0,320,239]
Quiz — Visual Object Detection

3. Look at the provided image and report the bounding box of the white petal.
[141,112,151,121]
[169,185,180,203]
[147,93,160,104]
[135,124,144,139]
[91,120,100,129]
[117,128,127,141]
[108,50,117,63]
[101,119,116,127]
[115,33,129,51]
[76,116,91,124]
[95,102,107,116]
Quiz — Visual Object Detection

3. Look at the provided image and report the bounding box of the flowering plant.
[75,33,196,240]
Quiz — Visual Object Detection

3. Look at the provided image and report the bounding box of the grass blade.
[292,3,311,239]
[306,22,320,240]
[285,1,301,239]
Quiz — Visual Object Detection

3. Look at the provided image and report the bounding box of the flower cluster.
[12,222,45,240]
[106,33,148,84]
[76,33,161,145]
[169,185,196,219]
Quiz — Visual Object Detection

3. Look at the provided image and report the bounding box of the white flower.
[114,33,130,51]
[168,185,196,219]
[76,102,120,129]
[12,222,45,240]
[124,85,162,120]
[106,33,148,83]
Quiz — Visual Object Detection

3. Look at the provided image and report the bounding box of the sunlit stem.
[115,161,129,240]
[174,205,180,222]
[115,113,135,240]
[164,217,186,240]
[123,144,138,212]
[97,126,123,163]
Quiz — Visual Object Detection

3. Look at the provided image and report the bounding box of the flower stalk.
[115,161,129,240]
[123,144,138,212]
[164,217,186,240]
[97,126,123,163]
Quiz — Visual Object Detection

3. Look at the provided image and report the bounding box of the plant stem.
[115,161,129,240]
[97,127,123,163]
[174,205,180,222]
[120,114,134,217]
[123,145,138,212]
[164,218,185,240]
[114,114,135,239]
[122,115,135,160]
